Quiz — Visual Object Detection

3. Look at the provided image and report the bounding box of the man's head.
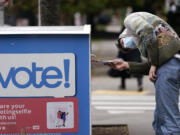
[117,28,140,52]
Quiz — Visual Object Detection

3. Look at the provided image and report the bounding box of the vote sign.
[0,53,75,97]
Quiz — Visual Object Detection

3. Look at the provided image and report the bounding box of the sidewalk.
[91,75,155,94]
[91,75,155,135]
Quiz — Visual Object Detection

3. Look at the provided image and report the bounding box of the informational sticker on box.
[0,53,75,97]
[0,98,78,134]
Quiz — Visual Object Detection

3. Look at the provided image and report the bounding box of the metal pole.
[38,0,41,26]
[0,6,4,25]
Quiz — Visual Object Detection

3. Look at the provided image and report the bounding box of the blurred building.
[166,0,180,35]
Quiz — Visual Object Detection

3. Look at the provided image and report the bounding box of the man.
[111,12,180,135]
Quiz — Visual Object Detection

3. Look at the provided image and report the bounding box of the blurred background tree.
[6,0,38,25]
[5,0,165,26]
[58,0,109,31]
[5,0,180,36]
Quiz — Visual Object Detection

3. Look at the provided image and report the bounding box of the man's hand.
[149,65,157,82]
[111,59,129,70]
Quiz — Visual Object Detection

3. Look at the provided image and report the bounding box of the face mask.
[122,37,137,49]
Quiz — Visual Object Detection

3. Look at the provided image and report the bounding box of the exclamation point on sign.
[64,59,70,88]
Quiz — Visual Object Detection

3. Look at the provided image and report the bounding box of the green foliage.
[76,0,109,13]
[59,0,108,15]
[58,0,150,16]
[106,0,144,9]
[9,0,165,17]
[7,0,165,26]
[12,0,37,15]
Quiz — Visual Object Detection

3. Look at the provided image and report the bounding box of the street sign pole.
[0,7,4,25]
[38,0,41,26]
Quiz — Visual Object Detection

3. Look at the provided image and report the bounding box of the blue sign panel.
[0,26,90,135]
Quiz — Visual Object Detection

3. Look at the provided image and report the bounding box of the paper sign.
[0,98,78,134]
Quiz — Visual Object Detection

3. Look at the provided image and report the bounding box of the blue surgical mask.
[122,37,137,49]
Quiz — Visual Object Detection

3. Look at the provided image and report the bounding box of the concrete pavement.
[91,75,155,135]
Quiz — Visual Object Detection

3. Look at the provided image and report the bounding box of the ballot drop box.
[0,25,91,135]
